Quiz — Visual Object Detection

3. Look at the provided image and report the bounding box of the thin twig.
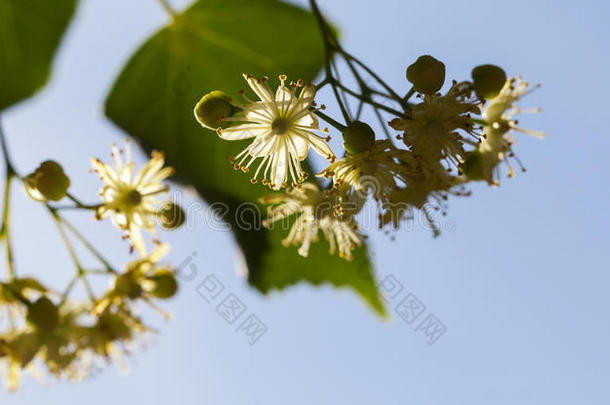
[65,192,101,210]
[57,214,116,274]
[0,117,16,279]
[310,0,351,123]
[49,209,97,302]
[313,109,346,131]
[159,0,177,17]
[334,81,404,117]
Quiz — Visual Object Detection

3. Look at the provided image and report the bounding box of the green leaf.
[0,0,78,110]
[105,0,384,315]
[242,223,385,316]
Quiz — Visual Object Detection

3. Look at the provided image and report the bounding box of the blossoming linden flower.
[259,183,362,261]
[91,140,174,256]
[0,277,53,390]
[462,77,545,185]
[0,258,168,392]
[390,81,480,168]
[95,243,176,316]
[380,160,470,235]
[204,73,336,190]
[319,138,412,204]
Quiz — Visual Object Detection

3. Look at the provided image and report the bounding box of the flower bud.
[0,339,8,358]
[9,333,41,367]
[159,202,186,229]
[148,270,178,299]
[342,121,375,154]
[113,274,142,299]
[27,297,59,332]
[97,312,131,341]
[24,160,70,202]
[471,65,507,99]
[461,150,486,181]
[406,55,445,94]
[194,90,235,130]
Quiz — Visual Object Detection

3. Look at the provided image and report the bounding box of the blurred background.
[2,0,609,403]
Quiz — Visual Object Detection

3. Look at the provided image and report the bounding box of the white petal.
[243,74,274,104]
[296,112,319,129]
[293,129,334,160]
[292,135,309,160]
[219,124,267,141]
[300,83,316,103]
[269,147,288,189]
[244,102,274,123]
[129,225,147,257]
[119,161,134,184]
[242,133,273,158]
[275,84,293,103]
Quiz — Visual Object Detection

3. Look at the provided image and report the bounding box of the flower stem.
[312,109,346,131]
[342,50,402,102]
[159,0,177,18]
[64,192,101,210]
[403,86,416,103]
[0,175,15,280]
[310,0,410,129]
[333,81,404,117]
[470,117,488,126]
[373,107,395,144]
[48,207,97,302]
[49,208,81,269]
[309,0,351,124]
[58,214,116,274]
[0,116,16,279]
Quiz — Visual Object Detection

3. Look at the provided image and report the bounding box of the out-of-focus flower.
[91,140,173,256]
[260,183,362,260]
[380,159,469,235]
[319,140,411,202]
[462,77,544,185]
[390,81,480,167]
[95,243,175,315]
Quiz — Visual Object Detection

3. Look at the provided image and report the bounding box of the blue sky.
[2,0,610,404]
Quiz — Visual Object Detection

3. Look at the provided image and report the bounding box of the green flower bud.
[114,274,142,299]
[97,313,131,341]
[471,64,507,99]
[148,270,178,299]
[0,339,8,358]
[159,202,186,230]
[27,297,60,332]
[461,150,486,181]
[194,90,235,130]
[406,55,446,94]
[24,160,70,202]
[9,333,42,367]
[342,121,375,154]
[44,334,73,369]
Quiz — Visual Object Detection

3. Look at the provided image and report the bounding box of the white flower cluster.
[196,68,544,260]
[0,141,182,391]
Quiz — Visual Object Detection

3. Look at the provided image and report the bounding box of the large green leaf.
[105,0,384,315]
[0,0,78,110]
